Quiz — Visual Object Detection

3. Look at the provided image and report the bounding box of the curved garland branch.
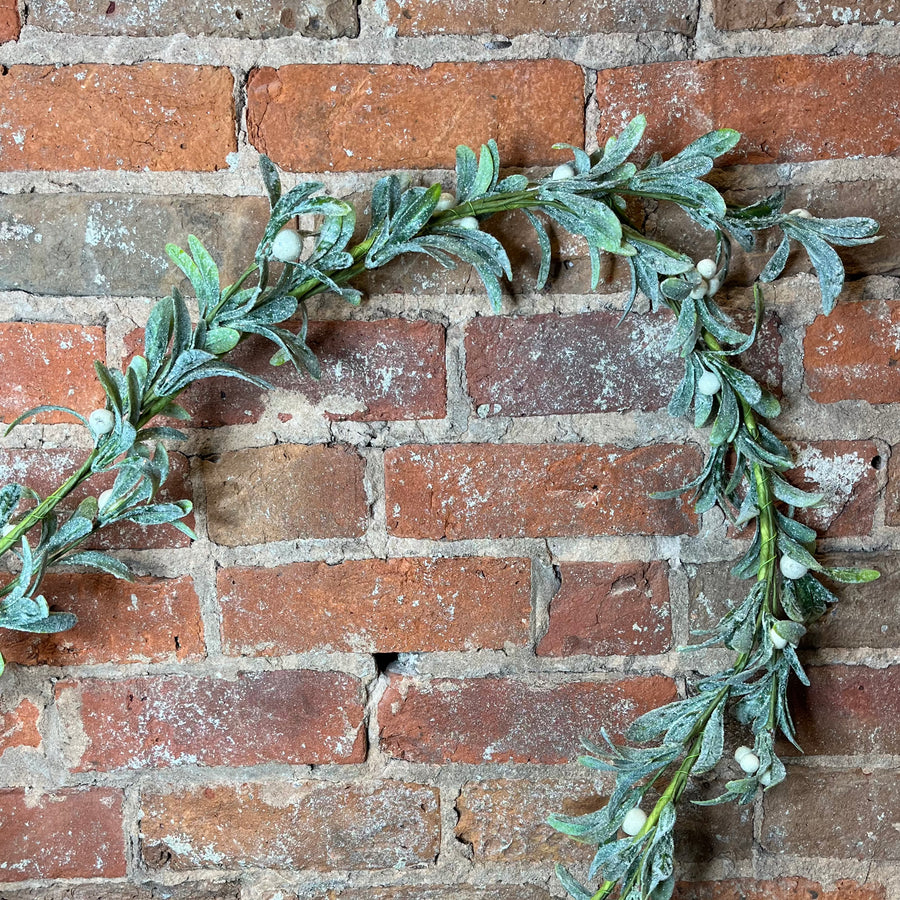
[0,116,881,898]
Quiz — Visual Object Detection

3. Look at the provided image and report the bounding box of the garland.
[0,116,881,899]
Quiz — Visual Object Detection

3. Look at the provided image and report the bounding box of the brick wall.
[0,2,898,899]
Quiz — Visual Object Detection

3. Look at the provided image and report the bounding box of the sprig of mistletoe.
[0,115,880,899]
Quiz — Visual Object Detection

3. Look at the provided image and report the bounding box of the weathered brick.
[125,318,446,427]
[456,778,603,864]
[785,665,900,756]
[0,65,235,172]
[0,194,269,297]
[304,888,551,900]
[0,323,105,424]
[789,441,879,539]
[0,883,242,900]
[713,0,899,29]
[805,301,900,404]
[29,0,357,37]
[0,574,203,667]
[384,443,700,540]
[538,561,671,656]
[0,447,194,550]
[465,311,681,416]
[688,553,900,650]
[57,670,366,771]
[382,0,696,35]
[0,0,19,41]
[761,767,900,859]
[219,557,530,655]
[0,699,41,757]
[888,446,900,527]
[202,443,367,546]
[0,787,125,881]
[674,778,755,862]
[378,674,677,763]
[674,878,886,900]
[247,61,584,172]
[141,781,439,871]
[596,55,900,165]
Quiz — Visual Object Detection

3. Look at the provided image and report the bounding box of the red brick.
[57,670,366,771]
[202,444,367,545]
[141,781,439,871]
[674,878,886,900]
[0,787,125,880]
[219,557,530,655]
[383,0,696,35]
[456,778,603,864]
[0,0,19,41]
[0,193,270,298]
[762,766,900,859]
[713,0,899,30]
[378,674,677,763]
[125,318,446,427]
[304,889,551,900]
[0,699,41,756]
[0,323,105,424]
[888,447,900,527]
[28,0,357,38]
[538,561,671,656]
[0,447,194,550]
[785,665,900,756]
[0,574,203,667]
[805,301,900,404]
[789,441,879,538]
[0,64,235,172]
[247,61,584,172]
[384,443,700,540]
[596,55,900,165]
[465,311,681,416]
[0,884,241,900]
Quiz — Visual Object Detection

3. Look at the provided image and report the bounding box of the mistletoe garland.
[0,116,881,899]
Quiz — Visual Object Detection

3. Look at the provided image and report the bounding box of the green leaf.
[693,700,725,774]
[770,473,823,508]
[824,566,880,584]
[0,484,22,527]
[455,144,478,202]
[258,154,282,207]
[759,233,791,283]
[709,383,739,446]
[594,115,646,174]
[187,235,221,319]
[57,551,134,581]
[524,210,552,290]
[555,864,593,900]
[674,128,741,161]
[203,326,242,355]
[787,227,845,314]
[145,294,174,379]
[4,405,90,436]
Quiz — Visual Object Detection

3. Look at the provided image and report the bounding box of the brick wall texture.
[0,2,899,899]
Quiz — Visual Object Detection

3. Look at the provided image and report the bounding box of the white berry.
[759,769,773,787]
[1,523,15,537]
[738,752,760,774]
[434,191,456,212]
[456,216,479,230]
[769,626,789,650]
[552,163,575,180]
[696,258,717,280]
[89,408,115,436]
[689,281,709,300]
[733,745,753,764]
[697,371,722,395]
[779,556,809,580]
[788,208,813,219]
[707,275,722,296]
[270,229,303,262]
[621,807,647,836]
[98,489,115,510]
